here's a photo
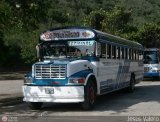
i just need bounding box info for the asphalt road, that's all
[0,81,160,122]
[0,80,23,100]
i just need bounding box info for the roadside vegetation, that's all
[0,0,160,69]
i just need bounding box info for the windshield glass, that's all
[144,51,159,64]
[40,40,95,59]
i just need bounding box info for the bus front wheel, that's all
[81,80,96,110]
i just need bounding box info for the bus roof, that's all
[40,26,143,49]
[144,48,159,51]
[94,30,143,49]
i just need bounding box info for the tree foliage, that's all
[84,7,137,37]
[0,0,160,67]
[134,23,160,48]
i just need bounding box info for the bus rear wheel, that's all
[81,80,96,110]
[27,102,43,110]
[127,75,135,92]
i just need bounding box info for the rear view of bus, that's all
[144,48,160,79]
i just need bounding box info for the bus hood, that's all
[34,57,96,65]
[67,60,92,77]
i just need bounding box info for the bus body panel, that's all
[94,59,143,95]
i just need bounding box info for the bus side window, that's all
[134,50,136,60]
[134,50,137,60]
[117,47,120,59]
[129,49,132,60]
[112,45,116,59]
[121,47,125,59]
[132,49,134,60]
[125,48,128,59]
[107,44,111,59]
[139,50,143,60]
[101,43,106,58]
[136,50,138,60]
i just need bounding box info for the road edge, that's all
[0,97,23,107]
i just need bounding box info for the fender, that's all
[84,73,97,85]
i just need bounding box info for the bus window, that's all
[112,45,116,59]
[144,50,158,63]
[139,50,143,60]
[125,48,128,59]
[101,43,106,58]
[134,50,135,60]
[107,44,111,59]
[129,49,132,60]
[136,50,139,60]
[117,47,120,59]
[121,47,125,59]
[132,49,134,60]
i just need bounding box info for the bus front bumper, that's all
[22,85,84,103]
[144,72,159,77]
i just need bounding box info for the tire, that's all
[81,80,96,110]
[27,102,43,110]
[127,75,135,92]
[153,76,159,81]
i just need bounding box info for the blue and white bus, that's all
[143,48,160,79]
[23,27,144,110]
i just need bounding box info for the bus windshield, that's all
[41,40,95,59]
[144,51,159,64]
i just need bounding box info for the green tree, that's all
[134,23,160,48]
[83,6,135,37]
[0,0,160,68]
[2,0,50,64]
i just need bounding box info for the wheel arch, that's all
[131,72,135,83]
[85,73,97,93]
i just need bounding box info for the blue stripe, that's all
[144,72,159,77]
[32,78,68,86]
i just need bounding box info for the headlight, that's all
[152,68,159,72]
[68,78,85,84]
[24,77,33,84]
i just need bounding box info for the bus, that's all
[23,26,144,110]
[143,48,160,79]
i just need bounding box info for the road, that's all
[0,81,160,122]
[0,80,23,100]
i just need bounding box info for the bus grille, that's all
[35,65,66,79]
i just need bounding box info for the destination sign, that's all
[68,41,95,46]
[40,29,95,41]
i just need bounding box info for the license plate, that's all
[45,88,54,94]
